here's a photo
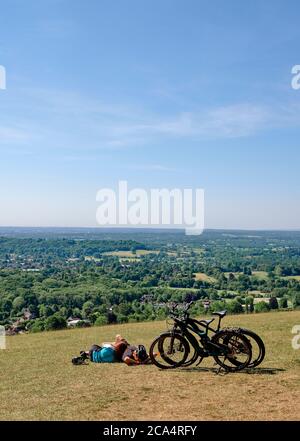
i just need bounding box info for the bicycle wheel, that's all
[182,348,203,367]
[212,330,252,372]
[179,335,203,367]
[225,328,265,368]
[149,333,189,369]
[166,329,203,368]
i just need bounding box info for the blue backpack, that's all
[92,346,116,363]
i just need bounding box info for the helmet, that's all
[136,344,148,361]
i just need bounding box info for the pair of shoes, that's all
[72,356,85,365]
[80,351,88,360]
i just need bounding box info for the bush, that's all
[226,300,244,314]
[245,296,254,313]
[45,314,67,331]
[82,301,95,319]
[279,297,288,309]
[117,314,128,323]
[292,292,300,308]
[211,300,226,312]
[75,320,91,328]
[254,301,270,313]
[29,319,45,333]
[12,296,26,313]
[94,315,108,326]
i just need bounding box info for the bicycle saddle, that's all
[199,318,215,325]
[212,310,227,318]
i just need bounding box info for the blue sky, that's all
[0,0,300,229]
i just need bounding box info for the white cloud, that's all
[114,104,269,139]
[2,85,300,155]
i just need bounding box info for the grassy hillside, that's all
[1,310,300,421]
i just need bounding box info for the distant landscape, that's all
[0,228,300,334]
[1,227,300,421]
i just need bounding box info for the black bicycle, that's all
[149,302,254,372]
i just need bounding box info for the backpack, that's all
[136,344,148,361]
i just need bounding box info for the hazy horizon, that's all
[1,225,300,233]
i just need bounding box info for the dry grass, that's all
[283,275,300,281]
[1,311,300,421]
[252,271,268,280]
[194,273,216,283]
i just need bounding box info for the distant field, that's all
[1,311,300,421]
[84,256,101,262]
[224,271,268,280]
[248,290,266,296]
[252,271,268,280]
[103,250,160,258]
[194,272,216,283]
[283,275,300,281]
[193,248,205,255]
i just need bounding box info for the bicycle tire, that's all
[174,329,203,367]
[149,332,189,369]
[211,330,252,372]
[224,328,265,368]
[180,342,201,367]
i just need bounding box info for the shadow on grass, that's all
[167,366,285,376]
[241,367,285,375]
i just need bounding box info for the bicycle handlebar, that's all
[140,295,195,319]
[168,300,194,318]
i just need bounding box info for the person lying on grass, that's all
[72,334,152,366]
[121,343,151,366]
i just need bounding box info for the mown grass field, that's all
[224,271,268,280]
[283,275,300,281]
[1,311,300,421]
[194,272,216,283]
[251,271,269,280]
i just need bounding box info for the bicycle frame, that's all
[171,316,230,358]
[150,303,253,371]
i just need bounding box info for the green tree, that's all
[38,304,53,318]
[274,265,284,277]
[116,314,129,323]
[269,296,279,310]
[245,296,254,313]
[29,319,45,333]
[254,301,270,313]
[94,315,108,326]
[227,300,244,314]
[12,296,25,313]
[292,292,300,308]
[211,300,226,312]
[72,308,82,318]
[0,298,13,314]
[45,314,67,331]
[279,297,288,309]
[82,301,94,319]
